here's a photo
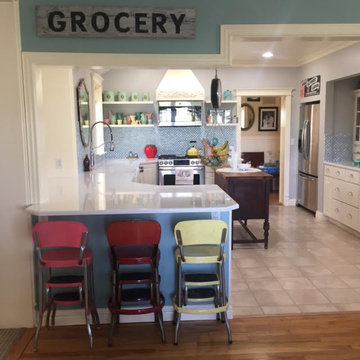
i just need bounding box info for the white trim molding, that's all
[235,89,293,208]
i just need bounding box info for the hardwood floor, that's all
[13,313,360,359]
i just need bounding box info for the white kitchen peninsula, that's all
[26,159,238,324]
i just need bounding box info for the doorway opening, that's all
[235,89,293,206]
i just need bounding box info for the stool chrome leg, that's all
[89,262,100,326]
[50,302,56,326]
[220,260,232,344]
[34,267,44,351]
[174,260,182,345]
[108,313,117,346]
[154,265,166,343]
[84,262,94,349]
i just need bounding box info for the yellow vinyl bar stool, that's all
[173,219,232,345]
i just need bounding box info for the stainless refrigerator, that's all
[297,101,320,213]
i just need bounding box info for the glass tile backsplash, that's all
[324,133,352,162]
[103,125,236,159]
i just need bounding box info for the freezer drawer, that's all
[297,173,317,212]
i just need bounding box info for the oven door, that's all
[159,168,204,185]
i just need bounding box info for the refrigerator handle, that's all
[298,173,316,180]
[300,120,306,156]
[303,119,310,160]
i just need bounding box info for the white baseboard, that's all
[42,305,234,327]
[326,217,360,238]
[315,210,327,221]
[283,198,296,206]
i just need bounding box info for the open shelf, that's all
[102,101,154,105]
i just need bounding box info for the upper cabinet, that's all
[353,90,360,161]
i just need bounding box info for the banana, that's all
[212,141,229,157]
[212,140,228,153]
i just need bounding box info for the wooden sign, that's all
[300,75,321,98]
[36,6,196,38]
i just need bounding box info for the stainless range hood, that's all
[156,69,205,101]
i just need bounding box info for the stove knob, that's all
[164,161,168,165]
[169,160,173,166]
[159,161,163,166]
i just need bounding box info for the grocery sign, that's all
[36,6,196,39]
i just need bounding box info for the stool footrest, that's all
[47,275,84,284]
[184,273,218,284]
[53,291,80,302]
[108,294,165,315]
[119,272,153,283]
[47,275,84,287]
[173,296,229,314]
[187,287,217,301]
[121,288,151,302]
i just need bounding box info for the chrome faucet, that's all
[89,121,115,168]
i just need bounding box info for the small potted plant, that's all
[144,144,157,159]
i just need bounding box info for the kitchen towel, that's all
[175,168,194,185]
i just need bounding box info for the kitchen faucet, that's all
[89,121,115,168]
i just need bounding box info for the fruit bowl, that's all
[238,163,251,171]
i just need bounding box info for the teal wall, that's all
[20,0,360,54]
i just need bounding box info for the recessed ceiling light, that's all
[262,51,274,58]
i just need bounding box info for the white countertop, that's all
[27,159,239,216]
[324,161,360,171]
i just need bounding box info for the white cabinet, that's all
[323,164,360,232]
[205,167,216,184]
[353,89,360,160]
[137,162,158,185]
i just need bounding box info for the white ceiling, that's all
[88,25,360,70]
[229,26,360,67]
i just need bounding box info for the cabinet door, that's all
[205,167,216,184]
[323,176,332,216]
[332,179,359,208]
[139,163,158,185]
[345,169,360,184]
[324,165,346,180]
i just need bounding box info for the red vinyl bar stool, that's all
[106,220,166,346]
[32,221,100,351]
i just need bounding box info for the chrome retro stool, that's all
[173,219,232,345]
[106,220,166,345]
[32,221,99,351]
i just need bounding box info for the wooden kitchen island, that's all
[215,168,273,249]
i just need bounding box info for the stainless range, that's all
[158,155,205,185]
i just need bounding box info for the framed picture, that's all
[258,107,278,131]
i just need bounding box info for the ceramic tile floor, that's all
[231,202,360,316]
